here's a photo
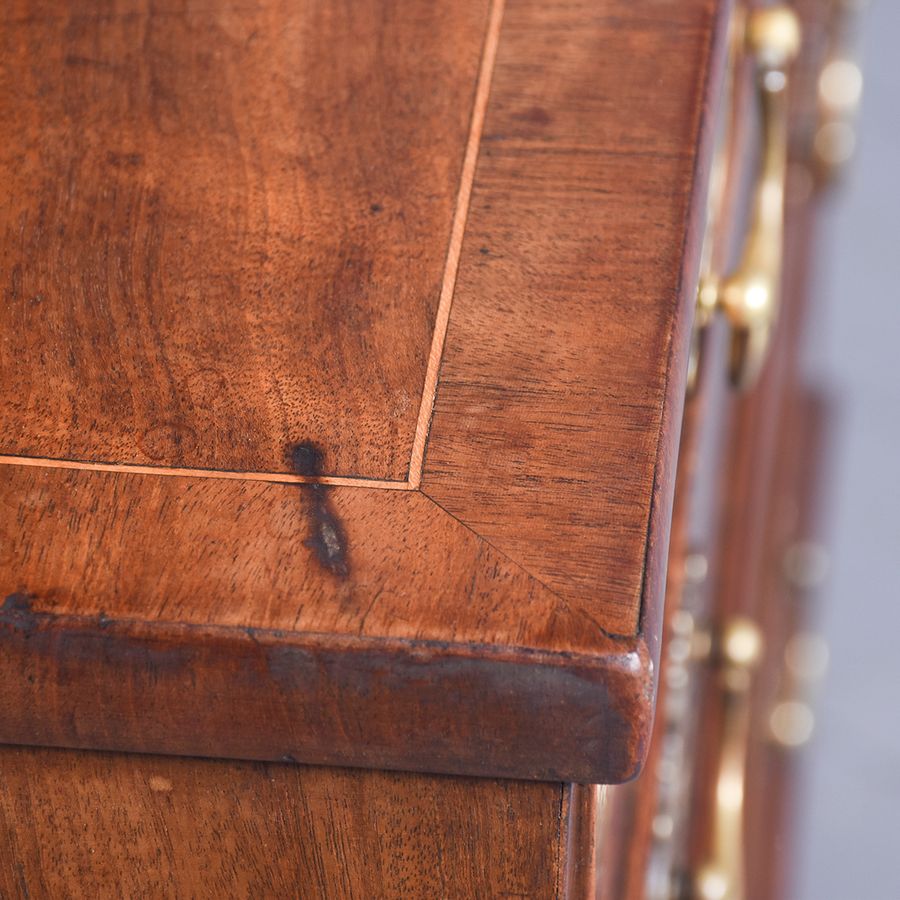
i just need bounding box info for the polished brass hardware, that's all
[695,617,763,900]
[815,55,863,178]
[769,632,829,749]
[696,6,801,390]
[813,0,866,183]
[769,532,831,750]
[684,552,710,585]
[769,698,815,748]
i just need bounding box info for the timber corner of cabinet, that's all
[0,0,726,785]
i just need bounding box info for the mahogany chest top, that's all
[0,0,724,783]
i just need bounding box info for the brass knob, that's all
[745,6,802,68]
[696,6,801,390]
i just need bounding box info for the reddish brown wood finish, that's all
[0,0,492,480]
[0,464,651,782]
[0,746,564,899]
[421,0,723,635]
[560,784,608,899]
[0,0,729,782]
[746,390,831,900]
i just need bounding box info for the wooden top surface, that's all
[1,0,489,481]
[0,0,725,782]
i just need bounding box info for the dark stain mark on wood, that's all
[289,444,323,478]
[0,593,38,636]
[1,594,112,636]
[369,203,383,214]
[288,443,350,578]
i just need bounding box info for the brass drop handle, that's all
[697,7,801,389]
[694,618,763,900]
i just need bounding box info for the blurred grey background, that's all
[797,2,900,898]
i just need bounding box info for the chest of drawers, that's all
[0,0,856,896]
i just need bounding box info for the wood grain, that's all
[0,0,730,782]
[0,745,564,899]
[559,784,608,899]
[0,464,615,654]
[421,0,723,634]
[0,0,492,479]
[0,464,651,783]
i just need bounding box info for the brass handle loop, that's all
[694,617,763,900]
[697,7,801,390]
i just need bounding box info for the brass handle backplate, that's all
[696,6,801,390]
